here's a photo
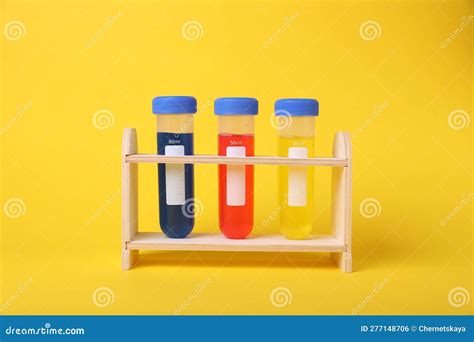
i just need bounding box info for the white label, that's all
[288,147,308,207]
[226,146,246,206]
[165,145,185,205]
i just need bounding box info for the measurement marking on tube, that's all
[226,146,246,206]
[165,145,185,205]
[288,147,307,206]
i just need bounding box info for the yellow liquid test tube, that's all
[278,136,315,239]
[274,99,319,240]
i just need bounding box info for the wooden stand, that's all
[122,128,352,272]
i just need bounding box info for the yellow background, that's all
[1,0,472,315]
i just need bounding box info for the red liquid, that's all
[218,134,254,239]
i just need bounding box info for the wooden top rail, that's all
[125,154,348,167]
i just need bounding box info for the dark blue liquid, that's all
[157,132,194,238]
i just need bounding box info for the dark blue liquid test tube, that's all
[152,96,197,238]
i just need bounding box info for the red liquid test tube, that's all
[214,97,258,239]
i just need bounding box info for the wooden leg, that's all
[330,252,352,273]
[330,132,352,273]
[122,128,139,270]
[122,250,139,271]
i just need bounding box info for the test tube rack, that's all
[122,128,352,272]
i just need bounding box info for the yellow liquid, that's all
[278,136,314,239]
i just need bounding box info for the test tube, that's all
[215,97,258,239]
[153,96,196,238]
[275,98,319,240]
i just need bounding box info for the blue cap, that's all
[152,96,197,114]
[214,97,258,115]
[274,98,319,116]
